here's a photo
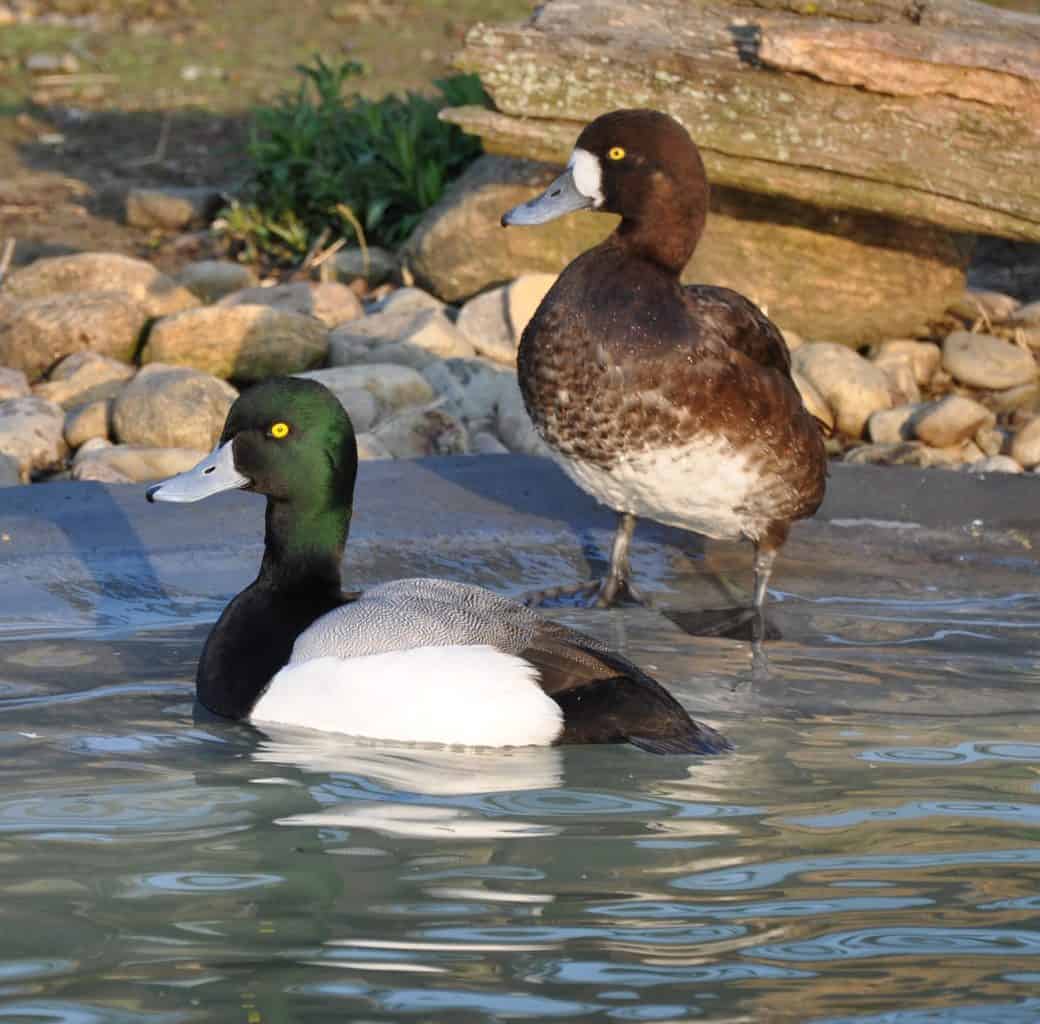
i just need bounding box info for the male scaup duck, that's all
[502,108,826,618]
[146,378,729,755]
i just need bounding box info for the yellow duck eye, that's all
[608,146,626,161]
[269,422,290,439]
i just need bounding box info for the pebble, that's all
[112,364,237,450]
[0,366,29,401]
[1009,416,1040,469]
[371,287,446,318]
[143,305,328,382]
[34,352,135,409]
[219,281,363,328]
[177,260,258,302]
[942,331,1037,390]
[793,343,892,437]
[911,395,994,448]
[0,291,147,381]
[946,289,1020,325]
[125,187,222,232]
[0,396,67,477]
[72,444,209,484]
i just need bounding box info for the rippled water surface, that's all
[0,513,1038,1023]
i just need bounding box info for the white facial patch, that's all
[568,147,604,207]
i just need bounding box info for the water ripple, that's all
[749,926,1040,962]
[788,800,1040,829]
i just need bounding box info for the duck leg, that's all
[521,511,649,608]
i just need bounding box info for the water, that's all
[0,510,1038,1022]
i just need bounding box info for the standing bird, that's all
[502,108,826,622]
[146,377,729,755]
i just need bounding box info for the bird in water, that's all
[146,377,729,755]
[502,108,826,632]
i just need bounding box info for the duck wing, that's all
[681,284,792,376]
[291,578,728,755]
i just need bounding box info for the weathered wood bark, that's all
[446,0,1040,240]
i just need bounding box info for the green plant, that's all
[221,56,489,267]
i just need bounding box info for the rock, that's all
[34,352,135,408]
[471,430,509,455]
[974,425,1007,458]
[507,273,557,342]
[969,454,1023,474]
[176,260,258,302]
[1007,300,1040,327]
[790,370,834,434]
[0,292,147,381]
[793,343,892,437]
[867,404,918,445]
[371,406,469,458]
[308,364,433,411]
[943,331,1038,389]
[0,366,29,401]
[219,281,363,327]
[946,290,1020,324]
[457,286,515,365]
[911,396,995,448]
[143,305,328,382]
[371,287,447,318]
[0,451,20,487]
[333,246,399,287]
[329,309,474,370]
[421,358,512,429]
[876,356,921,406]
[872,340,942,386]
[112,364,237,450]
[72,444,208,484]
[292,368,381,433]
[125,186,222,231]
[0,396,67,477]
[982,381,1040,414]
[2,253,199,318]
[842,440,970,469]
[356,432,394,460]
[405,154,969,342]
[64,399,111,448]
[496,379,553,457]
[1010,416,1040,468]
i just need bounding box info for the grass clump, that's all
[221,56,488,267]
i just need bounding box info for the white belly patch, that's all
[555,438,764,541]
[251,644,563,748]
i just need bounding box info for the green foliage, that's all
[221,56,488,266]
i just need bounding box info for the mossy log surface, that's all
[446,0,1040,240]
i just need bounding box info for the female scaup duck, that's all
[146,378,729,755]
[502,108,826,617]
